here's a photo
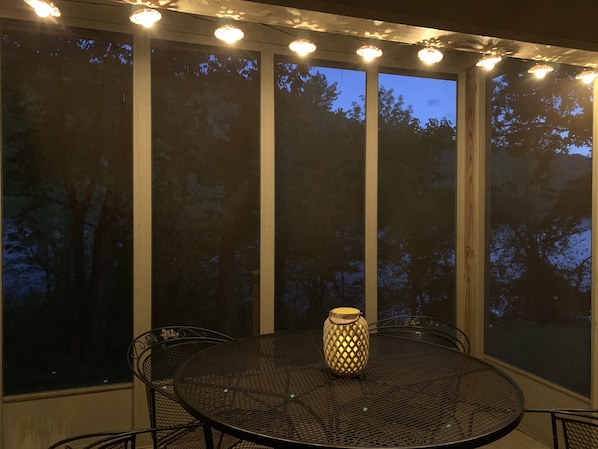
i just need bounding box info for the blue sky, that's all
[314,66,591,157]
[315,66,457,125]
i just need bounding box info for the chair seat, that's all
[526,409,598,449]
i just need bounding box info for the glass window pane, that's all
[1,21,133,394]
[274,62,365,330]
[151,40,260,337]
[487,59,592,396]
[377,73,457,321]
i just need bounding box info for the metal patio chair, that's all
[526,409,598,449]
[128,326,243,449]
[47,427,185,449]
[368,315,471,353]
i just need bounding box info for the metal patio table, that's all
[174,330,524,449]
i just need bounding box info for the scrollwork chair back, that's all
[128,326,233,449]
[368,315,471,353]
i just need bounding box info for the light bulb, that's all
[418,47,444,65]
[476,53,502,71]
[528,63,554,79]
[575,69,598,84]
[24,0,61,18]
[214,24,244,44]
[129,7,162,28]
[356,45,383,62]
[289,39,316,57]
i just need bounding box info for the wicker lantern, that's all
[323,307,369,377]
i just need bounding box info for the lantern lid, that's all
[328,307,362,325]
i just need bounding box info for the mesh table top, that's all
[174,331,524,449]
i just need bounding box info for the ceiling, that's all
[3,0,598,69]
[139,0,598,68]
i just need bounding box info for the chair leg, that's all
[203,425,215,449]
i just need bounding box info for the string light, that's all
[528,63,554,79]
[575,68,598,84]
[356,45,383,62]
[418,47,443,65]
[476,53,502,70]
[19,2,594,81]
[214,24,244,44]
[24,0,61,18]
[289,38,317,56]
[129,6,162,28]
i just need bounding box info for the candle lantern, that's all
[323,307,369,377]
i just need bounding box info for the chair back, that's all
[47,428,171,449]
[369,315,470,353]
[128,326,233,448]
[551,410,598,449]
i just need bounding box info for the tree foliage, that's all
[488,59,592,396]
[274,63,366,329]
[151,41,260,336]
[376,85,457,320]
[5,18,591,397]
[2,22,133,394]
[489,60,592,325]
[274,68,458,328]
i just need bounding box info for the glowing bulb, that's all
[289,38,316,57]
[214,24,244,44]
[418,47,444,65]
[24,0,61,18]
[575,69,598,84]
[528,63,554,79]
[356,45,383,62]
[129,7,161,28]
[476,53,502,70]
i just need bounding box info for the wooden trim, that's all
[0,28,4,446]
[458,66,487,357]
[364,64,379,323]
[259,50,276,334]
[132,29,153,428]
[592,76,598,408]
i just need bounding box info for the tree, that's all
[151,42,260,336]
[274,62,365,329]
[375,85,457,320]
[490,59,592,325]
[2,24,133,393]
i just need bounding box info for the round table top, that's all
[174,331,524,449]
